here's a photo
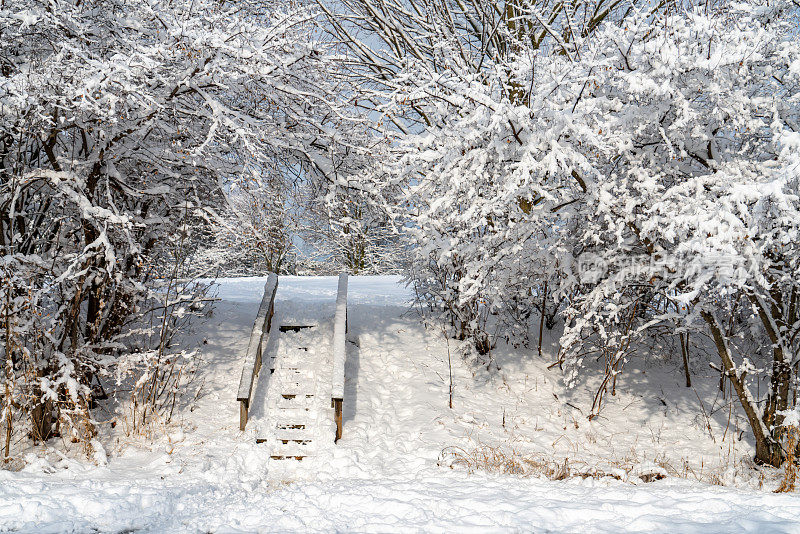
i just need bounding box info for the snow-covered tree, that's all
[321,0,635,355]
[0,0,363,455]
[330,0,800,465]
[216,178,297,276]
[546,0,800,466]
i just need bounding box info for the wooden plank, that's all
[236,273,279,430]
[331,273,348,401]
[331,272,348,442]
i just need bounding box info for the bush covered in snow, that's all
[326,0,800,467]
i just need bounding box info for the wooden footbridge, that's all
[236,273,348,460]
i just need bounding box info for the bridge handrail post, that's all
[331,272,348,442]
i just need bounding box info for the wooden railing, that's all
[236,273,278,431]
[331,272,348,442]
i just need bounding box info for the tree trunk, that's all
[30,397,57,443]
[679,332,691,388]
[538,281,548,358]
[701,310,782,466]
[749,292,794,451]
[3,297,12,461]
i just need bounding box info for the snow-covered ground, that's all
[2,276,799,533]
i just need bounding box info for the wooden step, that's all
[275,427,311,440]
[282,348,312,360]
[276,373,314,383]
[278,325,315,333]
[273,441,312,450]
[278,393,315,402]
[278,358,314,370]
[275,407,313,418]
[275,423,306,430]
[271,440,314,458]
[278,375,314,383]
[283,366,312,374]
[277,395,314,410]
[280,367,314,381]
[256,427,312,446]
[278,384,315,396]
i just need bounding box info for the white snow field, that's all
[1,276,799,533]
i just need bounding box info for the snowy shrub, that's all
[549,1,800,467]
[215,179,297,276]
[115,219,213,437]
[328,0,800,466]
[322,0,629,356]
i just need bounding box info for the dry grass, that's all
[439,422,790,488]
[776,426,798,493]
[439,444,665,483]
[440,444,564,478]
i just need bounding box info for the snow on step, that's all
[273,423,314,440]
[273,408,312,419]
[275,433,312,444]
[275,423,306,430]
[251,315,336,462]
[278,385,314,397]
[277,396,315,411]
